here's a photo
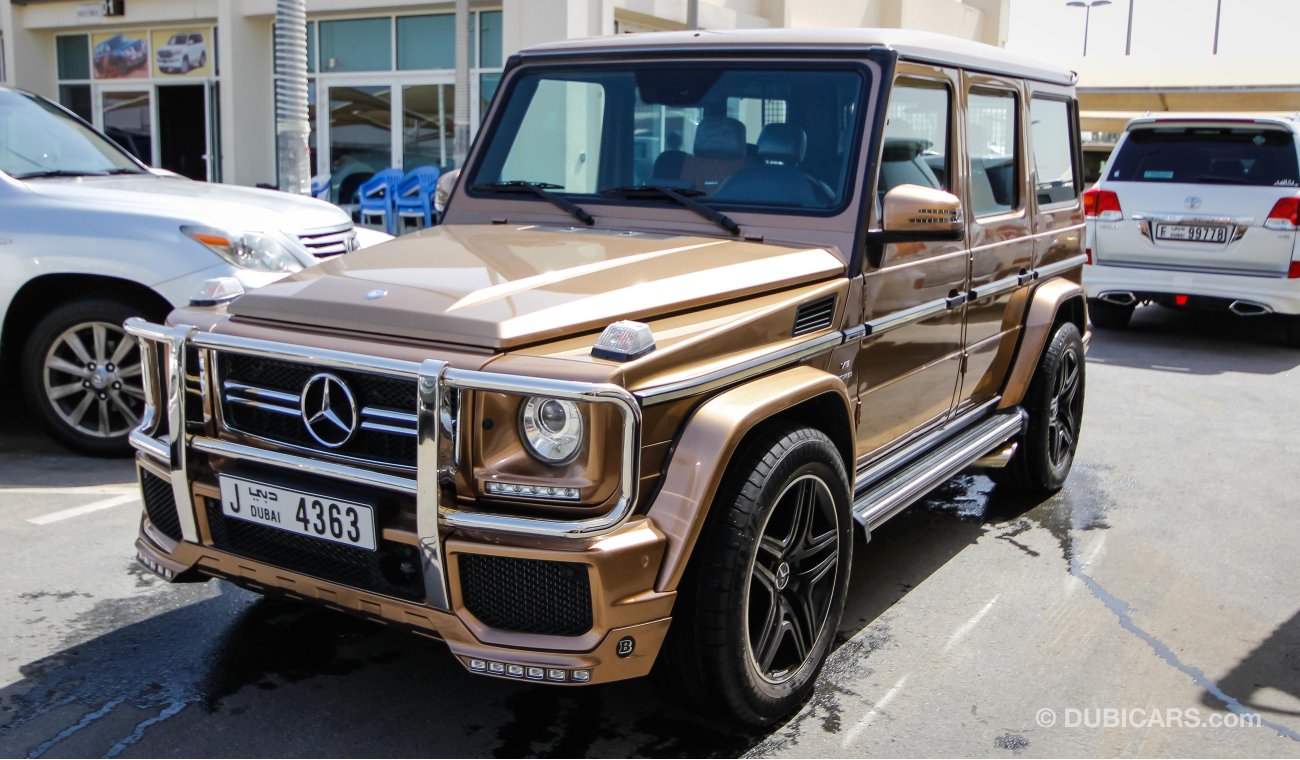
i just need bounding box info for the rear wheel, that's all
[657,425,852,727]
[995,321,1085,494]
[21,299,151,456]
[1088,298,1133,329]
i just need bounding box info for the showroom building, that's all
[0,0,1008,189]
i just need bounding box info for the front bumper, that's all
[1084,262,1300,315]
[127,319,673,685]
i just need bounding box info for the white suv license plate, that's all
[218,476,377,551]
[1155,223,1229,243]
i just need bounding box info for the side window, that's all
[967,89,1019,217]
[880,80,950,200]
[1031,97,1078,204]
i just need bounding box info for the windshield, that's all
[470,64,869,212]
[0,89,145,179]
[1108,126,1300,187]
[169,35,187,45]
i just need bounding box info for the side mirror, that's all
[881,184,964,238]
[434,168,461,215]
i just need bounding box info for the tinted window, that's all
[1031,98,1077,204]
[880,81,949,196]
[967,89,1019,217]
[319,18,391,73]
[1108,127,1300,186]
[56,35,90,80]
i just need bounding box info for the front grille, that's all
[204,498,425,602]
[459,554,592,636]
[217,353,418,468]
[141,470,182,541]
[296,224,358,258]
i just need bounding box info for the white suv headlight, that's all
[519,396,584,464]
[182,226,305,273]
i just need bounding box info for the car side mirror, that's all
[881,184,965,238]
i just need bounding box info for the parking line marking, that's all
[943,594,1000,653]
[28,494,139,525]
[841,673,909,748]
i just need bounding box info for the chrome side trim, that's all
[417,360,450,610]
[862,296,949,337]
[191,436,418,493]
[226,396,300,416]
[1034,253,1087,280]
[969,274,1022,301]
[360,420,419,436]
[635,332,841,406]
[224,381,299,404]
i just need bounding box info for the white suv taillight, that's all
[1265,197,1300,231]
[1083,188,1123,222]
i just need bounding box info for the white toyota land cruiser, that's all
[1083,114,1300,346]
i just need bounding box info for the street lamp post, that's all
[1067,0,1113,57]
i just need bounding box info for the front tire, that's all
[658,425,852,727]
[1088,298,1133,329]
[995,321,1085,494]
[21,299,152,456]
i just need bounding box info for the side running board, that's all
[852,410,1025,533]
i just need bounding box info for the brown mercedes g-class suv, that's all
[127,29,1087,726]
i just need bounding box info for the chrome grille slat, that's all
[296,224,358,258]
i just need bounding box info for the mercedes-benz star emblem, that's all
[300,373,358,448]
[1185,196,1202,210]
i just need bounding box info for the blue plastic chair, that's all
[356,168,403,234]
[310,174,332,200]
[393,166,442,231]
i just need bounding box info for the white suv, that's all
[1083,114,1300,346]
[0,86,384,455]
[156,32,207,74]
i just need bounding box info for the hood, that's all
[22,174,350,234]
[229,224,846,349]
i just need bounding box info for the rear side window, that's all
[1030,98,1078,204]
[1108,126,1300,187]
[967,89,1019,217]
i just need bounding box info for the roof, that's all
[1124,112,1300,133]
[520,28,1076,86]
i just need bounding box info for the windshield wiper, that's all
[12,169,113,179]
[471,180,594,226]
[599,185,740,236]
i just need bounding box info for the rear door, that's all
[1094,122,1299,275]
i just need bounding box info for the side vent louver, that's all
[792,295,836,336]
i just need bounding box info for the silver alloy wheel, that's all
[743,473,842,685]
[1047,344,1082,467]
[42,320,144,439]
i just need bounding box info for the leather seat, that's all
[714,123,834,207]
[677,116,749,193]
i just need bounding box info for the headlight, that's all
[182,226,305,273]
[519,396,584,464]
[434,168,460,215]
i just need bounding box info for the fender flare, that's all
[646,364,852,593]
[998,277,1087,410]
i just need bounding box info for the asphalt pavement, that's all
[1,305,1298,758]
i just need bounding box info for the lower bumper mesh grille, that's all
[459,554,592,636]
[141,470,182,541]
[204,499,425,602]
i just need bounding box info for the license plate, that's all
[1155,223,1229,243]
[218,476,377,551]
